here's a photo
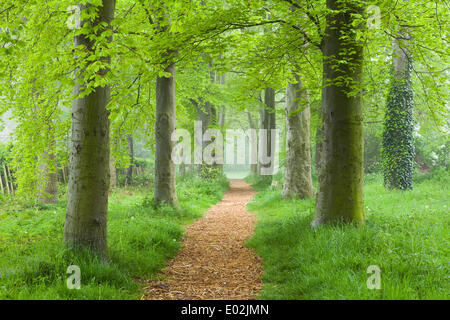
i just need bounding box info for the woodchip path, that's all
[141,179,263,300]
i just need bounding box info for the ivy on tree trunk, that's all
[382,31,415,190]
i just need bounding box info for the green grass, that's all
[246,171,450,300]
[0,175,229,300]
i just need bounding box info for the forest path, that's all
[141,179,263,300]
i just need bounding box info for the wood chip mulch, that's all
[140,179,263,300]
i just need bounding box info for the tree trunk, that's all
[109,157,117,189]
[313,0,365,226]
[282,73,314,199]
[218,73,226,127]
[154,62,178,206]
[260,87,276,181]
[62,167,67,184]
[180,163,186,176]
[6,165,14,197]
[194,98,213,175]
[125,134,133,185]
[64,0,115,257]
[3,165,10,195]
[0,170,4,194]
[247,111,258,176]
[38,126,58,203]
[38,151,58,203]
[315,124,323,174]
[382,28,414,190]
[218,106,225,127]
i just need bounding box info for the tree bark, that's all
[3,165,10,195]
[0,170,4,194]
[260,87,276,180]
[64,0,115,257]
[125,134,133,185]
[38,151,58,203]
[194,98,213,175]
[109,156,117,189]
[62,167,67,184]
[315,124,323,174]
[313,0,365,226]
[38,125,58,203]
[180,163,186,176]
[6,165,14,197]
[282,73,314,199]
[247,111,258,176]
[154,62,178,206]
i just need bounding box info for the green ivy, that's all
[382,59,415,190]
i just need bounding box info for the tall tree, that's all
[64,0,116,256]
[125,134,133,185]
[382,28,414,190]
[192,95,213,175]
[247,111,258,176]
[313,0,365,226]
[37,134,58,203]
[155,60,178,205]
[259,87,276,180]
[282,72,313,199]
[154,4,178,206]
[109,156,117,189]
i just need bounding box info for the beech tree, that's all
[282,72,313,199]
[64,0,116,256]
[313,0,365,225]
[260,87,276,180]
[154,59,178,205]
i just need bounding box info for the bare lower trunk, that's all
[218,106,225,127]
[3,165,10,195]
[282,74,313,199]
[125,134,133,185]
[109,156,117,189]
[260,87,276,180]
[38,151,58,203]
[313,0,365,226]
[315,124,323,174]
[195,98,212,175]
[154,63,178,206]
[64,0,115,257]
[0,170,4,194]
[247,111,258,176]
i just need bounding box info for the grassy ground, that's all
[0,175,229,300]
[246,170,449,300]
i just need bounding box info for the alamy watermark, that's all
[367,5,381,30]
[367,265,381,290]
[66,265,81,290]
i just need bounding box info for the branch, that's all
[282,0,323,40]
[0,5,14,16]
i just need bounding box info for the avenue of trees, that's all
[0,0,448,259]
